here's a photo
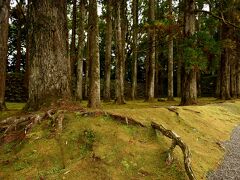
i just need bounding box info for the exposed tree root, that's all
[0,109,195,179]
[182,108,201,114]
[166,106,179,116]
[151,121,196,180]
[0,109,60,144]
[81,111,146,127]
[81,110,195,179]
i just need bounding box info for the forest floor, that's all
[0,98,240,180]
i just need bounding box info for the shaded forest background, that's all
[1,0,240,109]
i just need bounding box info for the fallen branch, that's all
[151,121,196,180]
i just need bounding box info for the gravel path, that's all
[208,125,240,180]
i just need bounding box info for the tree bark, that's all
[236,41,240,97]
[87,0,101,108]
[219,23,231,100]
[131,0,138,100]
[16,15,21,72]
[155,54,159,98]
[176,0,183,97]
[167,0,174,101]
[76,0,86,101]
[26,0,71,110]
[145,0,155,102]
[70,0,77,94]
[103,0,113,102]
[24,2,30,90]
[120,0,127,89]
[219,48,231,100]
[230,61,236,98]
[114,1,125,104]
[177,39,182,97]
[180,0,197,106]
[0,0,10,111]
[84,34,90,99]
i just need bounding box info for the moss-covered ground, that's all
[0,98,240,179]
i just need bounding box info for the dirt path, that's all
[208,125,240,180]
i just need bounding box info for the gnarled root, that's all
[151,122,196,180]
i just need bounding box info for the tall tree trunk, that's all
[215,70,220,97]
[120,0,127,88]
[26,0,71,110]
[70,0,77,95]
[87,0,101,108]
[167,0,174,101]
[146,0,155,102]
[176,0,183,97]
[24,2,30,90]
[0,0,10,111]
[236,40,240,97]
[219,23,231,100]
[219,49,231,100]
[155,52,159,98]
[16,19,21,72]
[180,0,197,105]
[131,0,138,100]
[76,0,86,101]
[115,1,125,104]
[84,34,90,99]
[24,35,29,89]
[230,60,236,98]
[103,0,113,102]
[176,39,182,97]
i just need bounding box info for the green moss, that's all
[0,100,240,179]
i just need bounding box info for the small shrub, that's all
[83,129,96,150]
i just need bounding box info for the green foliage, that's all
[82,129,96,151]
[182,31,220,72]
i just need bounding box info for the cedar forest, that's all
[0,0,240,179]
[0,0,239,110]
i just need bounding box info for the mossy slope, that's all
[0,99,240,180]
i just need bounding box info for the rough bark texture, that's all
[115,1,125,104]
[131,0,138,100]
[0,0,10,111]
[180,0,197,106]
[155,58,159,98]
[76,0,86,101]
[120,0,127,85]
[230,61,236,98]
[219,23,231,100]
[177,40,182,97]
[27,0,71,110]
[103,0,113,102]
[237,41,240,97]
[84,34,90,99]
[176,0,183,97]
[146,0,155,102]
[167,0,174,101]
[16,15,21,72]
[70,0,77,93]
[87,0,101,108]
[24,3,30,89]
